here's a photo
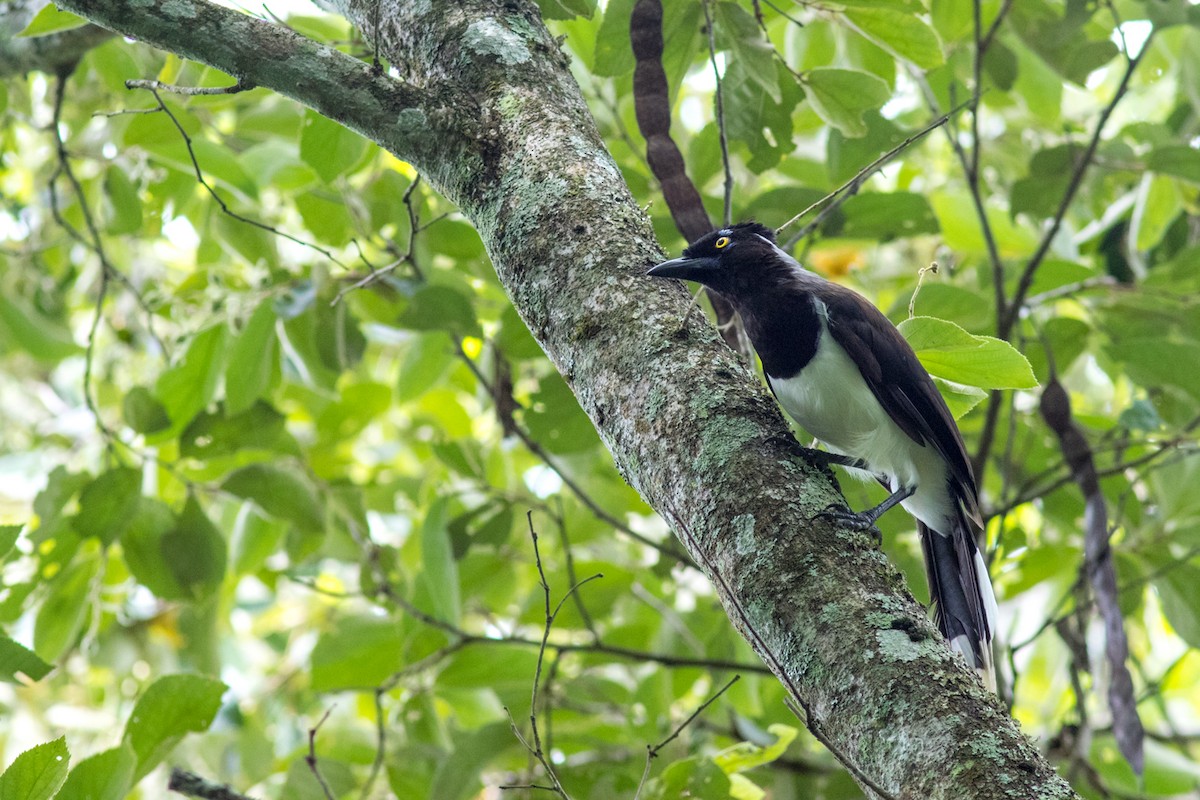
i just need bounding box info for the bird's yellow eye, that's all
[714,236,730,249]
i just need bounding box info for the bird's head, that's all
[647,222,797,299]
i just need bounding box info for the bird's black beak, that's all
[647,255,721,283]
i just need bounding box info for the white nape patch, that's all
[769,300,955,532]
[755,234,810,278]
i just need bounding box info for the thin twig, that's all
[633,675,742,800]
[1000,30,1153,338]
[553,497,600,641]
[127,84,356,274]
[334,174,426,302]
[786,696,898,800]
[125,78,252,95]
[305,708,337,800]
[778,101,970,246]
[454,342,698,567]
[906,262,938,319]
[49,75,118,451]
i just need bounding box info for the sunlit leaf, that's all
[123,674,227,782]
[16,5,87,36]
[0,737,68,800]
[420,498,461,626]
[310,615,405,691]
[54,745,134,800]
[802,68,890,137]
[899,317,1038,390]
[0,636,53,684]
[0,296,81,363]
[300,109,368,183]
[225,301,279,415]
[844,7,944,69]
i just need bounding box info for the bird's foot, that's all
[815,504,883,547]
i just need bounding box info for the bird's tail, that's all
[919,517,998,691]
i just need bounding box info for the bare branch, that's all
[634,675,741,800]
[304,708,338,800]
[777,101,969,247]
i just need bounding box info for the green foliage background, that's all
[1,0,1199,797]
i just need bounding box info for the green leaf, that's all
[898,316,1038,389]
[55,745,134,800]
[932,377,987,420]
[803,68,890,137]
[122,674,227,782]
[930,191,1039,257]
[536,0,595,20]
[16,5,87,37]
[1092,732,1200,796]
[646,757,732,800]
[429,723,519,800]
[715,2,779,101]
[723,60,803,173]
[397,285,481,337]
[829,192,939,240]
[0,635,52,683]
[310,615,405,691]
[124,497,226,601]
[0,296,81,363]
[155,324,229,433]
[33,558,95,664]
[0,737,68,800]
[0,525,19,561]
[396,332,454,403]
[222,463,324,533]
[592,0,636,76]
[1106,339,1200,402]
[230,506,287,575]
[225,301,279,415]
[714,723,798,774]
[180,401,297,461]
[103,166,143,235]
[523,374,600,454]
[299,110,368,183]
[1132,173,1183,251]
[122,387,171,434]
[420,498,461,626]
[1153,560,1200,649]
[843,8,944,69]
[295,190,355,246]
[72,468,141,546]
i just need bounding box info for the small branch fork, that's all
[121,80,362,276]
[305,708,338,800]
[632,675,741,800]
[499,513,604,798]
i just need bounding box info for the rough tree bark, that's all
[46,1,1079,797]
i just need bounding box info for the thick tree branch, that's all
[59,1,1078,796]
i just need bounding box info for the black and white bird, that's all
[649,222,997,688]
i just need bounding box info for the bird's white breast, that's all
[768,303,954,531]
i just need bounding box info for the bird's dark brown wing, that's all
[818,284,980,518]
